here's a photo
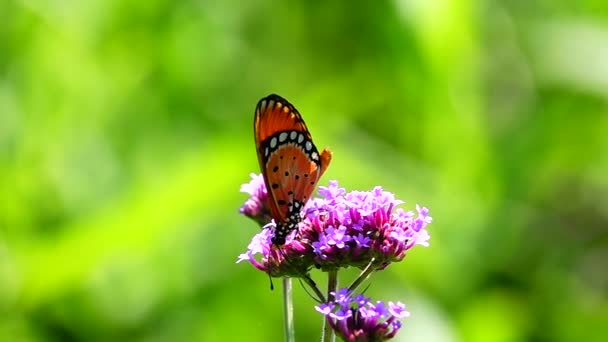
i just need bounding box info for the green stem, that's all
[320,270,338,342]
[301,273,326,303]
[347,258,376,294]
[283,277,295,342]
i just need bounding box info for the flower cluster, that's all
[237,175,432,277]
[316,288,410,342]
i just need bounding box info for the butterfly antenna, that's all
[268,272,274,291]
[275,243,325,302]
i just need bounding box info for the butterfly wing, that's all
[254,94,332,244]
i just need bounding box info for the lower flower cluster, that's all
[316,288,410,342]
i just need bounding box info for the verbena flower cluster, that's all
[238,174,432,277]
[316,288,410,342]
[238,173,432,341]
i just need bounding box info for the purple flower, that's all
[333,288,352,306]
[237,175,432,277]
[315,288,409,341]
[330,306,353,321]
[388,302,410,319]
[315,302,334,315]
[353,294,370,307]
[239,173,272,227]
[318,180,346,202]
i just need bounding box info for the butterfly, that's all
[254,94,332,245]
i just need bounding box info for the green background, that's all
[1,0,607,341]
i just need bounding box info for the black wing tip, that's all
[264,93,289,102]
[257,93,298,113]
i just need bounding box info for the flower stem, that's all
[283,277,295,342]
[347,258,376,293]
[302,274,326,303]
[327,269,338,300]
[321,270,338,342]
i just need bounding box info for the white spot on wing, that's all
[264,147,269,157]
[298,133,304,143]
[311,151,318,160]
[270,137,277,148]
[290,131,297,140]
[279,132,288,142]
[305,141,312,151]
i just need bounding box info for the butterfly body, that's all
[254,94,331,245]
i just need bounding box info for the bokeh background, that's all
[1,0,607,341]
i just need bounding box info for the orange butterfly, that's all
[254,94,332,245]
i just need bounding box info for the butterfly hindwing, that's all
[264,144,323,219]
[254,94,332,244]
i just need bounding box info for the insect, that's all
[254,94,332,245]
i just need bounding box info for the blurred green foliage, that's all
[1,0,607,341]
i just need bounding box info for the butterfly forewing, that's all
[254,94,332,244]
[255,95,310,143]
